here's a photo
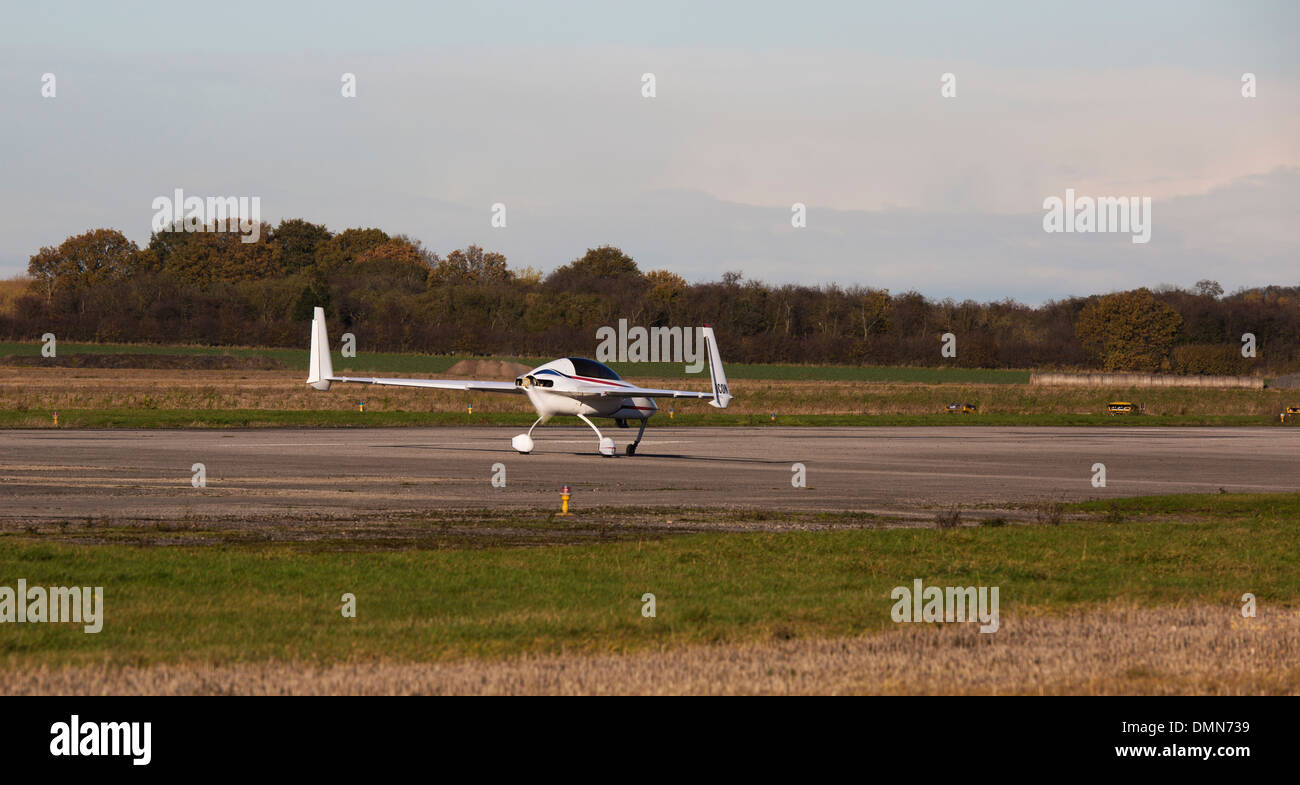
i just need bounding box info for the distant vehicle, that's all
[304,307,731,456]
[1107,401,1136,415]
[1282,405,1300,423]
[946,402,978,414]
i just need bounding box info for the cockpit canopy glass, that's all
[567,357,622,380]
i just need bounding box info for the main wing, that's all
[327,375,522,393]
[573,383,714,401]
[305,307,522,394]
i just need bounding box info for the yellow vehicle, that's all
[946,402,978,414]
[1107,401,1136,415]
[1282,406,1300,423]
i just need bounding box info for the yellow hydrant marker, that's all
[358,402,365,413]
[558,484,572,516]
[53,411,59,426]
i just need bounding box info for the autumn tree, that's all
[271,219,332,272]
[145,223,280,286]
[27,229,143,303]
[427,245,512,286]
[314,227,391,273]
[27,246,62,303]
[222,224,283,281]
[546,245,641,292]
[1075,288,1183,371]
[1194,279,1224,299]
[644,269,687,321]
[291,270,333,322]
[856,288,892,338]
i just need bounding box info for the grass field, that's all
[0,340,1029,383]
[6,603,1295,695]
[5,339,1293,429]
[1,493,1295,669]
[0,408,1281,428]
[2,366,1296,426]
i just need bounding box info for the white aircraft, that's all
[305,307,732,456]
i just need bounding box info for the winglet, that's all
[306,306,334,391]
[700,325,731,408]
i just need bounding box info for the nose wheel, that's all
[512,415,550,454]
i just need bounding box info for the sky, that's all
[2,1,1297,302]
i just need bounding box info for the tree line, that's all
[7,221,1300,375]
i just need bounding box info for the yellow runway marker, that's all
[557,484,572,516]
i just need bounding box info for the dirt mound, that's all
[2,353,286,370]
[444,358,532,379]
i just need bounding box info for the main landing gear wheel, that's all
[577,413,618,457]
[625,419,647,456]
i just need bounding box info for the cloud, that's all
[477,167,1300,303]
[0,46,1295,304]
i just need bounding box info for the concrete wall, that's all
[1030,372,1263,389]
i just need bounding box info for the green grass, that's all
[0,408,1283,429]
[0,340,1029,382]
[1069,492,1300,518]
[1,493,1296,666]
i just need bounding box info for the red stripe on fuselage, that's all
[571,375,629,387]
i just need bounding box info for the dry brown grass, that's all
[935,507,962,529]
[1,367,1294,416]
[5,604,1296,695]
[1034,501,1065,526]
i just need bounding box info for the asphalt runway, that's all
[2,426,1297,524]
